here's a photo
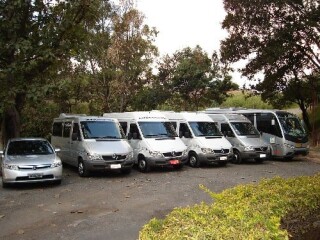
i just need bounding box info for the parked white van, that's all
[206,113,270,163]
[103,112,188,172]
[51,114,134,177]
[162,112,233,167]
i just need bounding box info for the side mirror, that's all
[179,131,183,138]
[55,148,61,153]
[72,133,80,141]
[132,132,138,139]
[227,131,234,137]
[128,132,133,140]
[184,132,191,138]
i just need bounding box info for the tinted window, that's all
[230,122,259,136]
[7,140,54,155]
[72,123,81,141]
[256,113,282,137]
[52,122,63,136]
[63,122,72,138]
[221,123,235,137]
[81,121,125,139]
[129,123,141,139]
[120,122,128,134]
[138,121,177,138]
[179,123,192,138]
[189,122,222,137]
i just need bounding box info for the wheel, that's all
[78,159,90,177]
[121,168,132,175]
[232,150,242,164]
[189,153,200,168]
[138,157,150,173]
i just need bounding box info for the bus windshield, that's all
[139,121,177,138]
[80,121,125,139]
[276,112,307,138]
[189,122,223,137]
[230,122,260,136]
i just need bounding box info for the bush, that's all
[139,174,320,240]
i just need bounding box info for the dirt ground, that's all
[0,152,320,240]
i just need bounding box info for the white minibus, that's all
[103,111,188,172]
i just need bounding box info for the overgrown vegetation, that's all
[139,174,320,239]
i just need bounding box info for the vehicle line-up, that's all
[0,109,310,187]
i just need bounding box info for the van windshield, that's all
[277,113,307,138]
[189,122,223,137]
[230,122,260,136]
[81,121,125,139]
[138,121,177,138]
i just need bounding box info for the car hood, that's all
[84,140,132,155]
[144,138,187,152]
[6,154,56,165]
[238,136,268,147]
[197,137,232,149]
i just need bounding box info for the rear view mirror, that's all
[184,132,191,138]
[271,119,275,126]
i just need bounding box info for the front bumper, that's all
[2,166,62,183]
[240,151,269,160]
[197,153,233,164]
[84,159,134,172]
[144,155,188,167]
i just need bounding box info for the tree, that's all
[156,46,236,111]
[220,0,320,132]
[0,0,99,143]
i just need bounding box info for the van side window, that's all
[120,122,128,134]
[179,123,191,138]
[63,122,72,138]
[72,123,81,141]
[129,123,141,139]
[256,113,282,138]
[221,123,234,137]
[52,122,63,137]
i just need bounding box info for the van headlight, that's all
[284,143,295,149]
[51,159,62,168]
[201,148,213,154]
[3,164,19,170]
[149,150,163,158]
[182,149,188,156]
[87,153,103,160]
[244,146,254,151]
[127,151,134,159]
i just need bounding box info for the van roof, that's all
[163,111,214,122]
[103,111,168,121]
[55,114,116,122]
[207,113,250,122]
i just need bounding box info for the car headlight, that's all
[149,150,163,158]
[87,153,103,160]
[51,159,62,168]
[244,146,254,151]
[3,164,19,170]
[201,148,213,154]
[126,151,134,159]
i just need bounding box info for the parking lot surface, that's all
[1,157,320,240]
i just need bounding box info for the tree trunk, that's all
[299,103,311,133]
[2,105,21,144]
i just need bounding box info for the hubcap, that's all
[190,156,196,165]
[78,162,84,174]
[139,160,146,169]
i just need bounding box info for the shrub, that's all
[139,174,320,239]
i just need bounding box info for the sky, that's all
[135,0,247,86]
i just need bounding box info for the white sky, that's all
[136,0,247,86]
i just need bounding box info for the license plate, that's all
[220,156,227,160]
[295,143,303,148]
[169,160,180,165]
[28,173,43,178]
[110,164,121,169]
[260,154,266,158]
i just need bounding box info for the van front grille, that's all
[213,149,229,154]
[163,152,182,157]
[102,155,127,161]
[254,147,268,152]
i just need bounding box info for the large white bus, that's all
[205,108,309,160]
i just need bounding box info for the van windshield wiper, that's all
[205,135,223,139]
[93,136,121,140]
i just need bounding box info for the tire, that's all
[138,157,150,173]
[121,168,132,175]
[78,159,90,177]
[189,153,200,168]
[232,150,242,164]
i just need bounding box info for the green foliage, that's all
[219,91,272,109]
[139,174,320,239]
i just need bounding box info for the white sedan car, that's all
[0,138,62,188]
